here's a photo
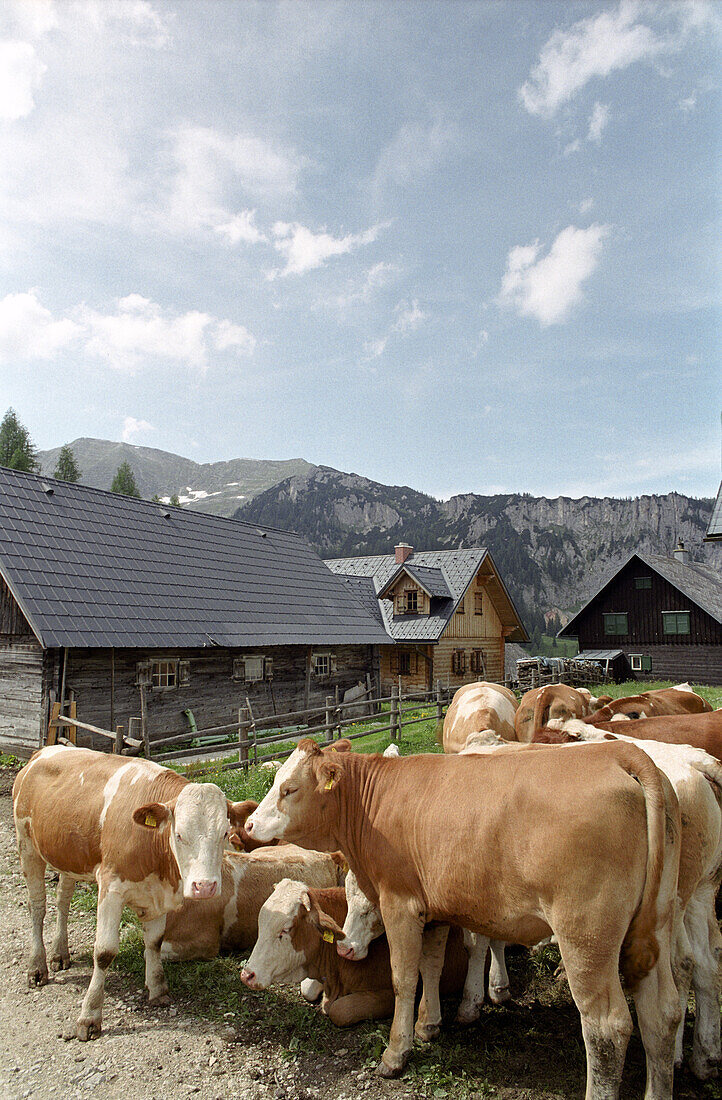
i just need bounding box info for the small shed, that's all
[0,469,391,757]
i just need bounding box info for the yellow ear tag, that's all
[323,931,335,943]
[145,812,157,828]
[325,780,334,790]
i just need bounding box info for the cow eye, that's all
[281,786,297,798]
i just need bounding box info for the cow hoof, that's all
[148,992,171,1007]
[27,968,48,988]
[376,1052,408,1078]
[50,954,71,972]
[489,985,511,1005]
[76,1019,102,1041]
[456,1001,481,1026]
[414,1022,440,1042]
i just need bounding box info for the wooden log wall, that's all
[62,643,377,750]
[623,645,722,686]
[0,641,45,756]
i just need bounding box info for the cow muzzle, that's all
[240,967,261,990]
[336,942,356,960]
[190,880,218,899]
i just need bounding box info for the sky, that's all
[0,0,720,501]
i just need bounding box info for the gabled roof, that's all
[706,482,722,541]
[559,551,722,637]
[0,468,391,649]
[377,563,452,600]
[325,548,528,643]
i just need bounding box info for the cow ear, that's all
[227,799,257,829]
[315,758,343,793]
[133,802,171,830]
[304,897,344,943]
[330,739,352,753]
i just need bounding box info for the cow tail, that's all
[618,747,670,990]
[691,757,722,806]
[531,686,551,737]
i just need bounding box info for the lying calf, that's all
[162,846,343,961]
[241,881,468,1027]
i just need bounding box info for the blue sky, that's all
[0,0,719,500]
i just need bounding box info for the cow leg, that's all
[631,919,681,1100]
[50,874,76,972]
[376,896,424,1077]
[488,939,510,1004]
[685,892,721,1079]
[416,923,449,1041]
[17,835,48,987]
[457,931,490,1024]
[672,912,694,1070]
[326,989,396,1027]
[76,882,124,1041]
[558,937,632,1100]
[142,915,170,1005]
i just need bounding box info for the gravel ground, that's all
[0,767,420,1100]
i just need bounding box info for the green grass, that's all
[531,634,579,658]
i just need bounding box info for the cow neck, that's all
[327,752,385,908]
[129,770,187,888]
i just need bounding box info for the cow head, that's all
[240,878,341,990]
[244,739,352,846]
[133,783,251,900]
[335,871,384,961]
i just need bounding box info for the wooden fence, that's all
[46,664,610,774]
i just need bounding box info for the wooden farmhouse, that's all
[325,543,528,693]
[558,545,722,684]
[0,469,391,757]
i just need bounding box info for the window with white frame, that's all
[403,588,418,614]
[312,653,336,678]
[630,654,652,672]
[151,659,177,690]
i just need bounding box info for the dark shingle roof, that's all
[0,468,391,649]
[325,548,527,642]
[384,563,452,599]
[706,482,722,541]
[559,551,722,637]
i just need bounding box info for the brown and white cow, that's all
[514,683,602,742]
[245,738,681,1096]
[12,745,250,1040]
[550,709,722,761]
[586,685,712,724]
[161,844,343,961]
[240,881,469,1027]
[442,681,518,754]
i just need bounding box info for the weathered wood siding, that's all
[573,556,721,684]
[379,645,432,693]
[62,644,377,750]
[0,574,35,639]
[0,641,45,755]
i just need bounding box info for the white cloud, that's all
[0,40,46,119]
[563,138,581,157]
[122,416,155,443]
[365,336,388,359]
[74,1,172,50]
[393,299,426,334]
[587,101,610,143]
[499,224,610,326]
[327,261,399,310]
[678,93,697,113]
[0,1,59,39]
[579,197,595,214]
[519,1,680,118]
[0,289,256,371]
[167,126,304,238]
[372,115,459,197]
[269,221,385,278]
[213,319,256,356]
[214,209,266,245]
[0,290,81,361]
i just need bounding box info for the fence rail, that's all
[46,664,610,774]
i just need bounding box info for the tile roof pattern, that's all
[559,551,722,637]
[0,468,392,649]
[706,482,722,541]
[574,649,624,661]
[390,563,452,599]
[325,548,527,642]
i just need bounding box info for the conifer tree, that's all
[111,461,140,497]
[0,408,39,473]
[54,444,81,482]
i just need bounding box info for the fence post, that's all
[390,684,399,744]
[325,696,334,744]
[435,680,444,746]
[335,684,342,740]
[238,707,251,767]
[113,725,124,754]
[139,684,150,758]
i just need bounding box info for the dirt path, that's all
[0,767,419,1100]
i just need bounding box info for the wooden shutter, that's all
[264,657,274,681]
[178,660,191,686]
[135,661,152,687]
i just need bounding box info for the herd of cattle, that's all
[11,679,722,1099]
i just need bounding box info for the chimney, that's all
[395,542,413,564]
[674,540,689,566]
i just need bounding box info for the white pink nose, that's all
[336,942,355,959]
[240,967,259,989]
[191,881,217,899]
